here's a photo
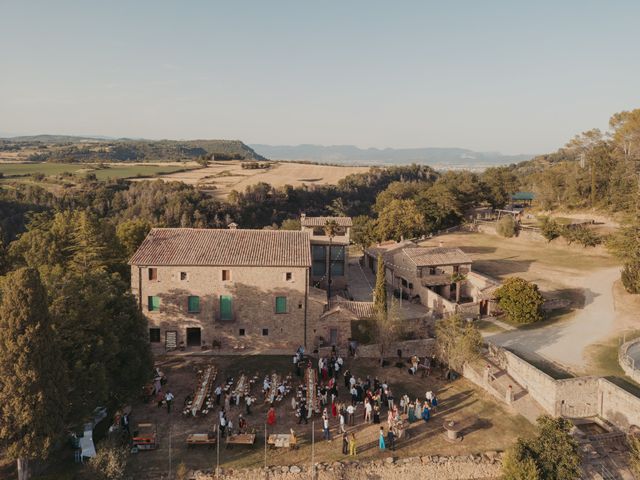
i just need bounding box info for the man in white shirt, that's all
[346,404,355,426]
[339,411,346,433]
[364,401,372,423]
[165,391,174,413]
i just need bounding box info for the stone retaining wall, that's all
[480,343,640,432]
[188,453,503,480]
[355,338,436,359]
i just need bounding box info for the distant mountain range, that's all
[250,144,534,168]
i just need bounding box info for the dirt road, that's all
[486,266,621,371]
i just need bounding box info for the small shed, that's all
[510,192,535,206]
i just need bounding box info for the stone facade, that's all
[132,264,318,350]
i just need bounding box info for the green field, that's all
[0,162,194,181]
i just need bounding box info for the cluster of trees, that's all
[539,217,602,247]
[516,109,640,214]
[502,416,581,480]
[0,210,152,478]
[350,167,520,249]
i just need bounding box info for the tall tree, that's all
[323,219,340,300]
[495,277,545,324]
[373,254,387,316]
[0,268,68,480]
[116,218,151,259]
[376,198,425,241]
[435,313,482,371]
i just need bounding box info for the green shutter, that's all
[275,296,287,314]
[188,296,200,313]
[148,296,160,311]
[220,295,233,320]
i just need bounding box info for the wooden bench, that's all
[186,433,216,447]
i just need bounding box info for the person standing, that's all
[298,403,308,424]
[339,410,346,433]
[165,391,174,413]
[342,433,349,454]
[349,433,357,456]
[322,411,331,441]
[387,428,396,451]
[364,400,372,423]
[215,385,222,405]
[245,395,253,415]
[267,406,276,426]
[378,427,386,450]
[347,404,355,426]
[219,413,227,437]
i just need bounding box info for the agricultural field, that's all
[0,162,196,183]
[149,161,371,199]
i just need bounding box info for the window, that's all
[330,245,345,260]
[262,328,269,336]
[312,261,326,276]
[285,272,293,281]
[148,296,160,312]
[180,272,188,281]
[330,261,345,277]
[222,270,231,281]
[188,296,200,313]
[453,265,460,273]
[298,302,303,309]
[149,328,161,343]
[239,328,245,336]
[275,296,287,314]
[219,295,233,321]
[312,245,326,261]
[148,268,157,280]
[429,267,436,275]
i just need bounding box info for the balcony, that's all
[421,274,453,287]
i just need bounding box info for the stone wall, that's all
[481,344,640,432]
[187,453,503,480]
[356,338,436,359]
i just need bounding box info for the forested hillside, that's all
[513,109,640,214]
[0,136,265,163]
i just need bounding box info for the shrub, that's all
[621,262,640,294]
[496,215,517,238]
[87,440,128,480]
[495,277,544,324]
[562,226,601,247]
[629,434,640,478]
[539,216,562,243]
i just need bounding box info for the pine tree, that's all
[0,268,68,480]
[373,255,387,316]
[68,210,109,276]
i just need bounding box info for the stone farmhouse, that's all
[129,227,351,352]
[300,214,352,292]
[365,240,499,318]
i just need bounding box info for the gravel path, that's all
[486,267,621,370]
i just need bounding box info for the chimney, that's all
[228,222,238,230]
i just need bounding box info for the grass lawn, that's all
[0,162,195,181]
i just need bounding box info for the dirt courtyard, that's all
[127,354,532,478]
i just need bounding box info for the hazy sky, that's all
[2,1,639,154]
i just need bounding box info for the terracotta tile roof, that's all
[129,228,311,267]
[402,247,471,266]
[365,240,415,257]
[328,296,376,319]
[300,216,353,227]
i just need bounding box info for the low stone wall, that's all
[618,338,640,384]
[189,453,503,480]
[356,338,436,359]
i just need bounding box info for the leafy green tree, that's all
[0,268,68,480]
[502,440,540,480]
[435,314,482,371]
[116,218,151,259]
[373,254,387,317]
[607,219,640,293]
[629,433,640,479]
[280,218,301,230]
[87,438,128,480]
[481,166,520,208]
[539,216,562,243]
[531,416,581,479]
[496,215,517,238]
[495,277,544,324]
[373,298,403,366]
[376,198,425,241]
[351,215,378,252]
